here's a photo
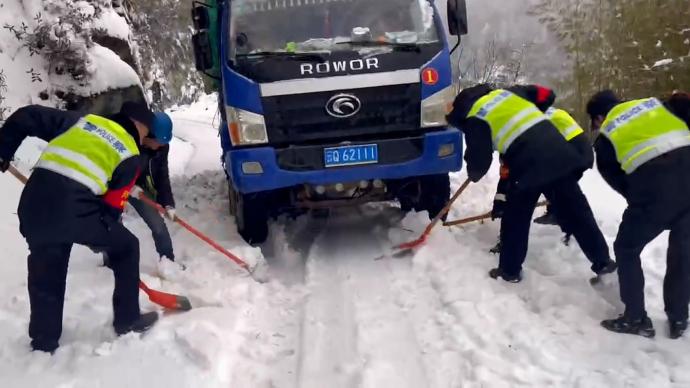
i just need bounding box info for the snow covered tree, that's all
[532,0,690,122]
[458,40,531,88]
[126,0,206,110]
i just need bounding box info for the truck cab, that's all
[191,0,468,244]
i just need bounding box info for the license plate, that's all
[324,144,379,168]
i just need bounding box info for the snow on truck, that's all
[190,0,468,244]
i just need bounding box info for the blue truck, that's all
[190,0,468,244]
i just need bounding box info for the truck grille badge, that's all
[326,94,361,118]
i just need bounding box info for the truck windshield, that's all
[230,0,439,56]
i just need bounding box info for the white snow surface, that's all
[1,94,690,387]
[93,8,132,40]
[77,44,141,94]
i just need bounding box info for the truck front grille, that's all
[262,83,421,145]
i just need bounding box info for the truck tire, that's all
[228,183,269,245]
[418,174,451,221]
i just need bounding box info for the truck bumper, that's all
[226,128,463,194]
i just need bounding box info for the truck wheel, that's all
[228,183,269,245]
[418,174,451,221]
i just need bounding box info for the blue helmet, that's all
[151,112,173,144]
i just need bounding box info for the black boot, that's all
[114,312,159,336]
[31,340,58,355]
[601,315,655,338]
[590,260,618,285]
[489,268,522,283]
[534,211,558,226]
[596,260,618,275]
[669,320,688,339]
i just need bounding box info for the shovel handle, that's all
[443,201,549,227]
[394,178,471,250]
[134,193,251,272]
[8,165,28,184]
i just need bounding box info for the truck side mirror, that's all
[192,31,213,71]
[192,4,210,30]
[447,0,468,36]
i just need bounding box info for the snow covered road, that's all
[1,95,690,387]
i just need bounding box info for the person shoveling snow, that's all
[0,102,167,353]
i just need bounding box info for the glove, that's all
[0,157,9,173]
[130,185,144,199]
[467,168,484,183]
[164,206,176,221]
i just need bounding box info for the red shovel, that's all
[7,165,192,311]
[139,280,191,311]
[378,178,471,259]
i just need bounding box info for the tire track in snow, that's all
[295,206,430,388]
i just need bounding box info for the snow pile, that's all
[93,7,132,40]
[1,94,690,387]
[78,44,141,95]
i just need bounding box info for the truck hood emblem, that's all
[326,94,361,118]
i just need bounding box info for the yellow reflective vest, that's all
[601,98,690,174]
[468,90,548,154]
[545,108,584,141]
[35,114,140,194]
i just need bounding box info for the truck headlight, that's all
[226,106,268,145]
[421,85,456,128]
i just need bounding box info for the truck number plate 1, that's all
[324,144,379,168]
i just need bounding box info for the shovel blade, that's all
[140,283,192,311]
[148,289,192,311]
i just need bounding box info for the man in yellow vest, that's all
[0,101,161,353]
[446,84,616,283]
[587,90,690,339]
[490,105,594,253]
[491,100,594,254]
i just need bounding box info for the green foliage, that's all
[531,0,690,123]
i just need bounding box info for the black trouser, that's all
[24,215,141,352]
[499,174,611,276]
[614,203,690,321]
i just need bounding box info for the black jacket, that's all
[569,133,594,170]
[137,145,175,208]
[447,84,586,191]
[595,98,690,201]
[0,105,142,242]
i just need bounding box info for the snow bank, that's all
[94,8,132,40]
[82,44,141,94]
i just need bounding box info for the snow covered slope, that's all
[0,0,141,116]
[1,95,689,388]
